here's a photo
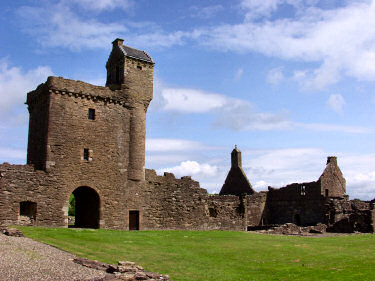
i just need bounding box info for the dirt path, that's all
[0,233,110,281]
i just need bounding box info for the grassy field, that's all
[17,227,375,281]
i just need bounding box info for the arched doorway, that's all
[70,186,100,229]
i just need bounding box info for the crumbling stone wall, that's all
[245,192,267,226]
[325,197,374,233]
[142,170,247,231]
[0,164,60,226]
[265,181,325,226]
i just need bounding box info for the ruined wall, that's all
[266,182,325,226]
[246,192,267,226]
[325,198,374,233]
[139,170,246,231]
[0,164,61,226]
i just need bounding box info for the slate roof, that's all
[119,45,154,63]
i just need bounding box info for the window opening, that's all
[325,189,329,197]
[19,201,37,224]
[137,65,142,70]
[300,185,306,196]
[83,148,89,161]
[88,108,95,120]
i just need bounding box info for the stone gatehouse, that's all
[1,39,374,232]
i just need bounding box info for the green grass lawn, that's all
[17,227,375,281]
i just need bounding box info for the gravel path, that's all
[0,233,110,281]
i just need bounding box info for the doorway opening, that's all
[294,214,301,226]
[70,186,100,228]
[129,210,139,230]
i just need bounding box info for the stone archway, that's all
[71,186,100,229]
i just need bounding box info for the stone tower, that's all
[26,38,154,182]
[220,146,255,196]
[24,39,154,228]
[105,38,154,181]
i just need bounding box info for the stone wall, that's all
[325,197,374,233]
[142,170,247,231]
[0,164,60,226]
[246,192,267,226]
[266,182,325,226]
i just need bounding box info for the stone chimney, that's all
[112,38,124,47]
[327,156,337,165]
[231,145,242,168]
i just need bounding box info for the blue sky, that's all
[1,0,375,199]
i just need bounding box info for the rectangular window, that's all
[88,108,95,120]
[83,148,89,161]
[325,189,329,197]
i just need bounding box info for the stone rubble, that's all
[74,258,171,281]
[256,223,327,235]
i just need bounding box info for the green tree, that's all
[68,194,75,216]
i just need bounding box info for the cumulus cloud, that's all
[0,59,53,122]
[242,148,375,199]
[161,88,227,113]
[68,0,133,11]
[197,1,375,89]
[157,85,369,133]
[327,94,345,114]
[17,4,126,50]
[190,5,224,19]
[157,160,218,179]
[18,0,375,90]
[149,145,375,199]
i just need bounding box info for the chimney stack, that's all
[327,156,337,165]
[112,38,124,47]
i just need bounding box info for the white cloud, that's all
[157,160,218,179]
[197,1,375,88]
[0,59,53,122]
[146,138,204,152]
[244,147,327,188]
[161,88,227,113]
[158,86,369,133]
[266,67,284,85]
[327,94,345,114]
[240,0,281,19]
[191,5,224,19]
[18,4,126,50]
[242,148,375,199]
[68,0,133,11]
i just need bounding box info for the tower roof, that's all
[112,38,154,63]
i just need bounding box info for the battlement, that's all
[27,76,147,108]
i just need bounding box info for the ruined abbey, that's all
[1,39,374,233]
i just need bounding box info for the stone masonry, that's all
[0,38,374,233]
